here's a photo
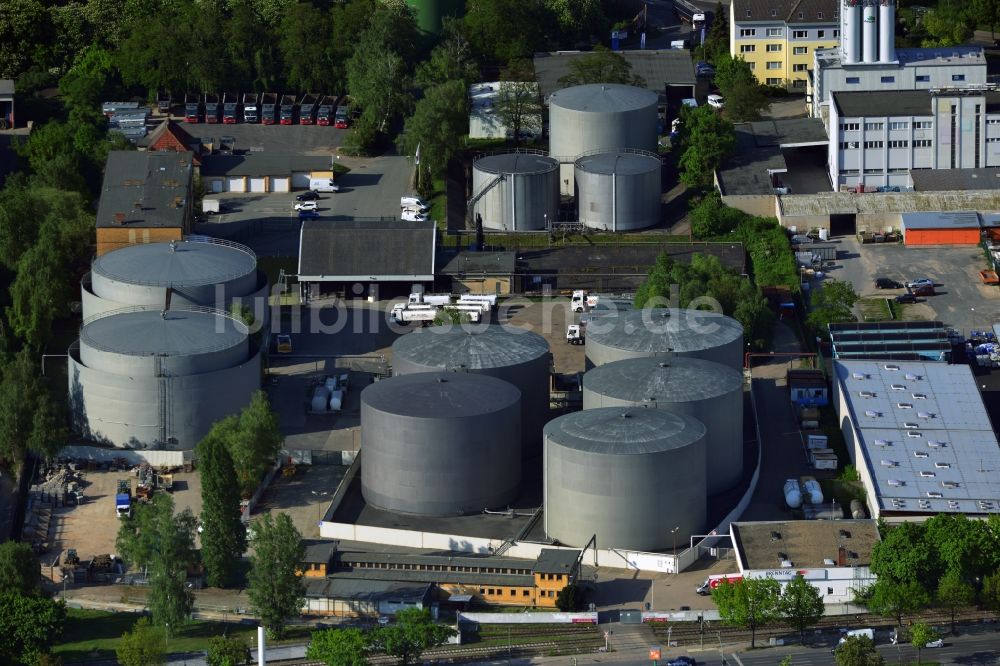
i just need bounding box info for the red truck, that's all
[184,94,201,123]
[299,93,319,125]
[279,94,297,125]
[222,93,240,124]
[262,93,278,125]
[316,96,337,126]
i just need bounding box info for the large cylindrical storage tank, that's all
[862,4,877,62]
[879,1,895,62]
[582,357,744,494]
[544,407,706,551]
[83,238,269,323]
[361,372,522,516]
[391,326,551,458]
[68,306,261,449]
[575,151,661,231]
[472,153,559,231]
[585,308,745,371]
[843,3,861,64]
[548,84,658,196]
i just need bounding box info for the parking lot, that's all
[821,235,1000,334]
[252,464,349,538]
[181,119,346,155]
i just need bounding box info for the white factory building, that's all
[829,87,1000,190]
[833,360,1000,522]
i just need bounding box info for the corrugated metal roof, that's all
[900,211,981,230]
[361,372,521,418]
[586,309,744,355]
[92,239,256,288]
[583,356,742,403]
[81,308,246,356]
[780,190,1000,216]
[548,84,658,113]
[544,407,706,454]
[391,326,549,371]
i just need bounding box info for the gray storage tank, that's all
[391,326,551,458]
[575,150,662,231]
[361,372,522,516]
[548,84,658,196]
[472,153,559,231]
[68,306,261,449]
[586,308,744,371]
[82,238,270,322]
[583,357,744,494]
[544,407,706,551]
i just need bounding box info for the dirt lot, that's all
[51,469,203,562]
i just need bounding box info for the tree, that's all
[0,592,66,664]
[834,635,884,666]
[0,349,69,461]
[543,0,605,48]
[371,608,454,666]
[306,627,371,666]
[935,568,974,635]
[865,579,930,631]
[924,513,995,583]
[689,193,748,238]
[557,46,645,87]
[461,0,547,64]
[981,572,1000,617]
[0,541,41,597]
[247,513,305,639]
[278,3,334,93]
[116,493,175,572]
[414,24,480,90]
[555,583,584,611]
[346,6,415,135]
[701,2,729,62]
[714,54,769,122]
[806,279,859,337]
[198,432,247,588]
[711,578,781,648]
[115,617,166,666]
[206,635,250,666]
[232,391,283,496]
[869,522,938,588]
[779,575,825,642]
[494,59,544,143]
[0,0,50,80]
[920,3,974,47]
[677,105,736,190]
[148,506,198,636]
[909,622,938,665]
[397,80,468,183]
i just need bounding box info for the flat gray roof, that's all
[534,548,580,574]
[732,520,880,570]
[717,119,828,196]
[302,539,339,564]
[81,307,246,356]
[910,168,1000,192]
[298,219,435,281]
[833,90,931,118]
[437,251,516,275]
[780,190,1000,216]
[0,80,14,97]
[91,238,256,288]
[901,211,981,230]
[533,51,694,99]
[835,360,1000,516]
[96,151,193,229]
[304,576,432,604]
[200,153,332,177]
[816,46,986,69]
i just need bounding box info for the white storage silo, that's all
[575,150,662,231]
[472,153,560,231]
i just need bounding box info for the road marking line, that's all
[730,653,746,666]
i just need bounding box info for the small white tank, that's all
[784,479,802,508]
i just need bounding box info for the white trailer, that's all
[571,290,599,313]
[391,305,439,325]
[443,305,484,321]
[458,294,498,308]
[409,292,451,306]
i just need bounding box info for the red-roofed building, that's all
[145,120,202,165]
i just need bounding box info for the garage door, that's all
[272,177,290,193]
[249,177,268,192]
[211,179,224,193]
[291,172,311,189]
[228,177,246,193]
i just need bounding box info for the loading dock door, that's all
[272,177,290,192]
[249,177,268,192]
[829,214,856,236]
[227,177,246,193]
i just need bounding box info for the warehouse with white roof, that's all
[833,360,1000,521]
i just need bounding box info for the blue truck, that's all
[115,479,132,519]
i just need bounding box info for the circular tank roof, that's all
[587,309,744,354]
[81,308,247,356]
[92,239,256,288]
[392,326,550,370]
[575,151,660,175]
[362,372,521,418]
[584,356,742,403]
[549,84,658,113]
[544,407,705,455]
[474,153,558,175]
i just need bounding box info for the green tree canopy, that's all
[920,3,974,46]
[197,432,247,588]
[936,570,974,635]
[494,59,544,143]
[371,608,455,666]
[806,279,858,337]
[0,349,69,461]
[909,622,938,665]
[247,513,305,639]
[0,592,65,665]
[115,616,166,666]
[677,105,736,190]
[306,627,371,666]
[779,575,825,641]
[713,53,770,122]
[865,579,930,630]
[278,3,334,93]
[346,5,415,137]
[461,0,547,64]
[834,635,884,666]
[711,578,781,647]
[0,0,50,80]
[397,79,469,183]
[543,0,605,47]
[557,46,645,87]
[702,2,729,62]
[206,635,250,666]
[414,24,480,90]
[0,541,41,597]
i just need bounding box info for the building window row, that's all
[793,80,806,88]
[741,28,756,37]
[840,141,859,149]
[767,43,782,52]
[841,122,860,131]
[766,77,782,86]
[881,76,895,83]
[913,139,932,147]
[793,30,807,38]
[888,140,908,148]
[846,77,860,84]
[794,46,808,55]
[741,45,755,53]
[916,75,930,82]
[864,140,883,148]
[863,168,882,174]
[914,121,932,129]
[988,137,1000,143]
[988,118,1000,125]
[889,121,909,130]
[865,122,884,131]
[767,27,783,36]
[767,61,782,69]
[793,63,808,72]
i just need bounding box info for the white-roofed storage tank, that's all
[391,326,551,458]
[361,372,522,516]
[582,356,744,494]
[548,84,658,196]
[471,152,559,231]
[585,308,745,371]
[68,306,261,449]
[544,407,706,551]
[575,150,662,231]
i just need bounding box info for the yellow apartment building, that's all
[729,0,839,92]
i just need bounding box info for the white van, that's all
[401,196,429,211]
[839,628,874,645]
[310,178,339,193]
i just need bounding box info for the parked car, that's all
[707,94,725,109]
[402,209,429,222]
[925,638,944,648]
[695,61,715,77]
[666,658,697,666]
[791,234,813,245]
[895,292,918,304]
[875,277,903,289]
[298,210,320,220]
[911,283,935,296]
[907,278,933,289]
[296,190,320,201]
[294,201,318,211]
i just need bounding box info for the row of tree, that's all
[307,608,454,666]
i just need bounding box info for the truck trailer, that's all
[316,96,337,126]
[223,92,240,123]
[115,479,132,519]
[262,93,278,125]
[204,92,221,123]
[243,93,259,123]
[156,92,172,114]
[279,94,297,125]
[299,93,319,124]
[184,94,201,123]
[334,104,350,129]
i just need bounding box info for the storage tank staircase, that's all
[465,173,505,226]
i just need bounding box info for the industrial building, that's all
[143,120,203,165]
[827,321,953,362]
[436,251,517,295]
[0,79,14,129]
[95,151,194,256]
[199,154,335,193]
[81,238,270,323]
[297,220,436,298]
[898,212,982,245]
[575,151,662,231]
[468,82,542,140]
[391,327,551,458]
[471,152,559,231]
[548,84,658,196]
[833,360,1000,521]
[360,372,522,516]
[728,0,839,92]
[544,407,707,551]
[584,308,745,371]
[730,520,879,605]
[304,577,434,617]
[68,306,261,449]
[582,356,744,494]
